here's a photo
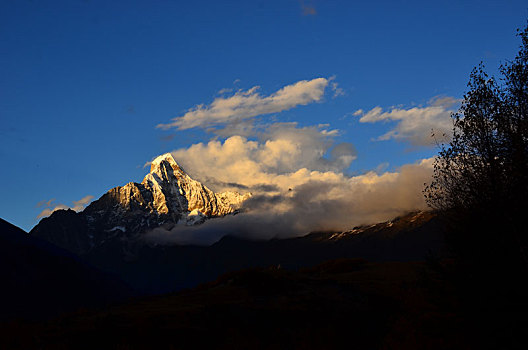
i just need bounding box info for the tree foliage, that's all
[425,24,528,272]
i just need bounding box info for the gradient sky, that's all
[1,0,527,232]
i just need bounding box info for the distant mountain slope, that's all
[0,218,133,321]
[79,211,445,294]
[31,153,250,255]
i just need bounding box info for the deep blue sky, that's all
[1,0,527,231]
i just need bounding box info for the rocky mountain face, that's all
[30,153,250,256]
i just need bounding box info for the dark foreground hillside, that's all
[0,218,133,321]
[3,212,527,349]
[1,259,472,350]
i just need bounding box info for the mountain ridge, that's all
[79,210,444,293]
[31,153,250,255]
[0,218,133,321]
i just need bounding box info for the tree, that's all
[423,24,528,349]
[425,24,528,276]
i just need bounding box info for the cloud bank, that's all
[146,154,434,245]
[146,121,433,245]
[171,123,354,189]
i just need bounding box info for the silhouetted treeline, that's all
[425,22,528,348]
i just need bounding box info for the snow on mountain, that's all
[31,153,250,255]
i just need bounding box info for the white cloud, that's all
[72,195,95,211]
[331,82,345,98]
[355,96,459,146]
[157,78,329,130]
[171,123,355,192]
[36,195,94,219]
[36,198,56,208]
[217,88,233,95]
[37,204,69,219]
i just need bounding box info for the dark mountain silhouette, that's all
[36,210,444,294]
[0,218,133,321]
[0,258,468,350]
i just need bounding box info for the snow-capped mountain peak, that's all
[142,153,248,218]
[31,153,251,255]
[149,153,185,177]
